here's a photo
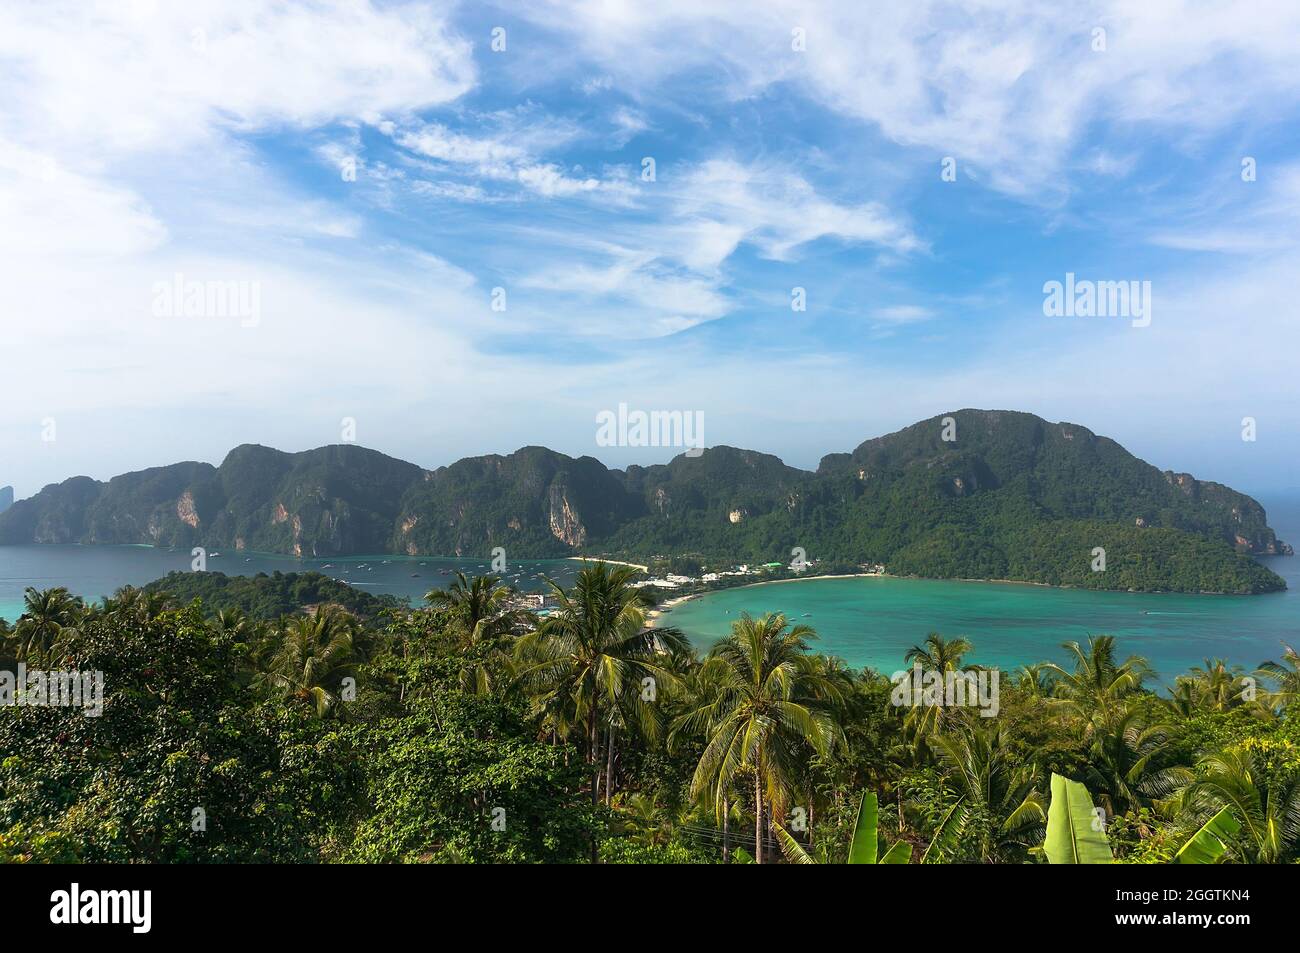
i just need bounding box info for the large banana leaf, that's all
[1044,773,1112,864]
[1174,807,1239,864]
[847,792,879,864]
[777,792,912,864]
[774,824,816,864]
[879,841,913,864]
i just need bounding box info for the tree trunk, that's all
[605,725,616,805]
[754,770,763,864]
[588,702,599,864]
[722,798,730,864]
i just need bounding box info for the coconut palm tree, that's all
[1256,643,1300,710]
[96,585,172,623]
[213,607,252,637]
[899,632,978,736]
[905,632,973,672]
[212,608,274,684]
[1016,663,1056,698]
[513,562,689,859]
[925,723,1046,863]
[671,612,843,864]
[1179,745,1300,863]
[1043,635,1151,718]
[425,572,522,639]
[1077,699,1191,817]
[13,586,83,663]
[427,572,528,694]
[259,607,357,718]
[1174,658,1255,714]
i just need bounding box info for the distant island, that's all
[142,570,404,621]
[0,486,12,515]
[0,409,1288,594]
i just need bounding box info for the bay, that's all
[661,494,1300,681]
[0,546,584,622]
[3,494,1299,682]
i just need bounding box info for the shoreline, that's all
[645,568,1275,626]
[567,556,650,572]
[646,592,700,626]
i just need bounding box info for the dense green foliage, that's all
[0,410,1287,592]
[3,564,1299,864]
[143,570,400,621]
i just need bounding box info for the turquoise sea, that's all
[0,546,584,623]
[660,495,1300,681]
[2,494,1298,682]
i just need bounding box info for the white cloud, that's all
[503,157,918,337]
[873,305,934,325]
[666,160,922,268]
[1148,163,1300,254]
[0,0,475,156]
[609,107,651,146]
[522,0,1300,198]
[389,120,631,200]
[0,145,167,257]
[517,249,731,337]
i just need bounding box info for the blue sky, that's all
[3,1,1300,499]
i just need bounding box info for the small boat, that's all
[210,552,222,557]
[410,573,421,578]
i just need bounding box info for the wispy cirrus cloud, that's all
[0,0,475,155]
[519,0,1300,199]
[4,0,1300,502]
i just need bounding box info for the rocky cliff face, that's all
[0,446,421,556]
[0,412,1289,587]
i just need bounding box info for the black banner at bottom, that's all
[0,862,1274,939]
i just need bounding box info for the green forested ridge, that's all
[0,410,1287,593]
[142,570,401,621]
[3,565,1299,864]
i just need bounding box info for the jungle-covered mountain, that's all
[0,410,1288,593]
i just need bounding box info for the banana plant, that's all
[1173,807,1240,864]
[1043,773,1114,863]
[1041,773,1238,864]
[775,792,912,864]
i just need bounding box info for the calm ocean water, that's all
[0,546,584,622]
[3,494,1298,680]
[661,493,1300,680]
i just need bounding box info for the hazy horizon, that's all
[8,407,1300,506]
